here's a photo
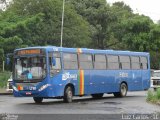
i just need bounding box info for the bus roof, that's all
[14,46,149,56]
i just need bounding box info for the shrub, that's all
[147,90,155,102]
[0,71,11,88]
[147,88,160,104]
[156,88,160,99]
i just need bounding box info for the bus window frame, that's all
[131,56,141,70]
[48,51,62,77]
[63,52,78,70]
[94,54,107,70]
[106,54,120,70]
[78,53,94,70]
[140,56,148,70]
[119,55,131,70]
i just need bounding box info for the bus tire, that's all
[33,97,43,103]
[91,93,104,99]
[114,83,127,97]
[63,86,73,103]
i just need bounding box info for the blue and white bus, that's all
[12,46,150,103]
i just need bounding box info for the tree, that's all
[0,0,91,48]
[120,15,153,51]
[0,0,92,71]
[1,0,160,70]
[69,0,118,49]
[112,1,132,12]
[5,0,91,47]
[149,24,160,69]
[157,20,160,24]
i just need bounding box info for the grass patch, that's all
[0,71,11,88]
[147,88,160,104]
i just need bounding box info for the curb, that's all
[0,92,13,95]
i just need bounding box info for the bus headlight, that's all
[38,84,51,92]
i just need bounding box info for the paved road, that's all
[0,91,160,120]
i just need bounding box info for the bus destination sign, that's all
[17,49,41,55]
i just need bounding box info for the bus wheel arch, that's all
[63,84,75,103]
[114,81,128,98]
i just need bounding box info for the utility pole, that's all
[2,61,4,72]
[60,0,65,47]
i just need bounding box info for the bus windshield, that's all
[14,56,46,81]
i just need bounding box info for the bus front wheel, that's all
[33,97,43,103]
[63,86,73,103]
[114,83,127,97]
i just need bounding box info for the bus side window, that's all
[94,54,106,70]
[107,55,119,70]
[49,52,61,76]
[79,54,93,70]
[119,56,131,70]
[140,57,148,70]
[63,53,78,70]
[131,56,140,70]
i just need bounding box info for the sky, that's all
[107,0,160,22]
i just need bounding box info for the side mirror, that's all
[6,57,10,65]
[6,53,13,65]
[52,58,56,66]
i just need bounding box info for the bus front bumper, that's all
[12,84,64,98]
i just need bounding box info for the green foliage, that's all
[150,51,160,69]
[147,90,155,102]
[112,2,132,12]
[156,88,160,99]
[147,88,160,104]
[69,0,117,49]
[0,71,11,88]
[0,49,4,71]
[0,0,91,71]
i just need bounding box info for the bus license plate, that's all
[24,86,36,91]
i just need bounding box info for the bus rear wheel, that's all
[114,83,127,97]
[91,93,104,99]
[63,86,73,103]
[33,97,43,103]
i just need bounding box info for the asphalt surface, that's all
[0,91,160,120]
